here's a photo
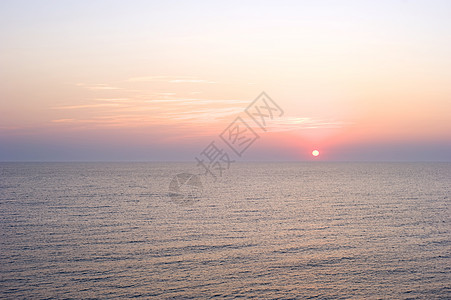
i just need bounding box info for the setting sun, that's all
[312,150,320,157]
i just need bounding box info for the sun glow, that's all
[312,150,320,157]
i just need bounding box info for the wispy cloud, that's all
[155,92,176,96]
[125,75,170,82]
[49,92,248,129]
[51,103,124,110]
[145,99,248,105]
[126,75,216,84]
[268,116,350,131]
[158,107,243,121]
[76,83,122,90]
[169,79,216,83]
[93,98,130,102]
[62,80,349,133]
[51,119,76,123]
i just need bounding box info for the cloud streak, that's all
[268,117,350,131]
[52,103,124,110]
[126,76,216,84]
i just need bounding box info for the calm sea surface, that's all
[1,162,450,299]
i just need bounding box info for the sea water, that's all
[1,162,450,299]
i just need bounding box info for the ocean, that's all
[1,162,450,299]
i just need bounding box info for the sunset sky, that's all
[1,0,450,161]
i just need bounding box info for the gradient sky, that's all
[1,0,450,161]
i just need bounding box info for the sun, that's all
[312,150,320,157]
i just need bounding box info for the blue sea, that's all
[1,162,450,299]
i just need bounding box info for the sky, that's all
[1,0,450,161]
